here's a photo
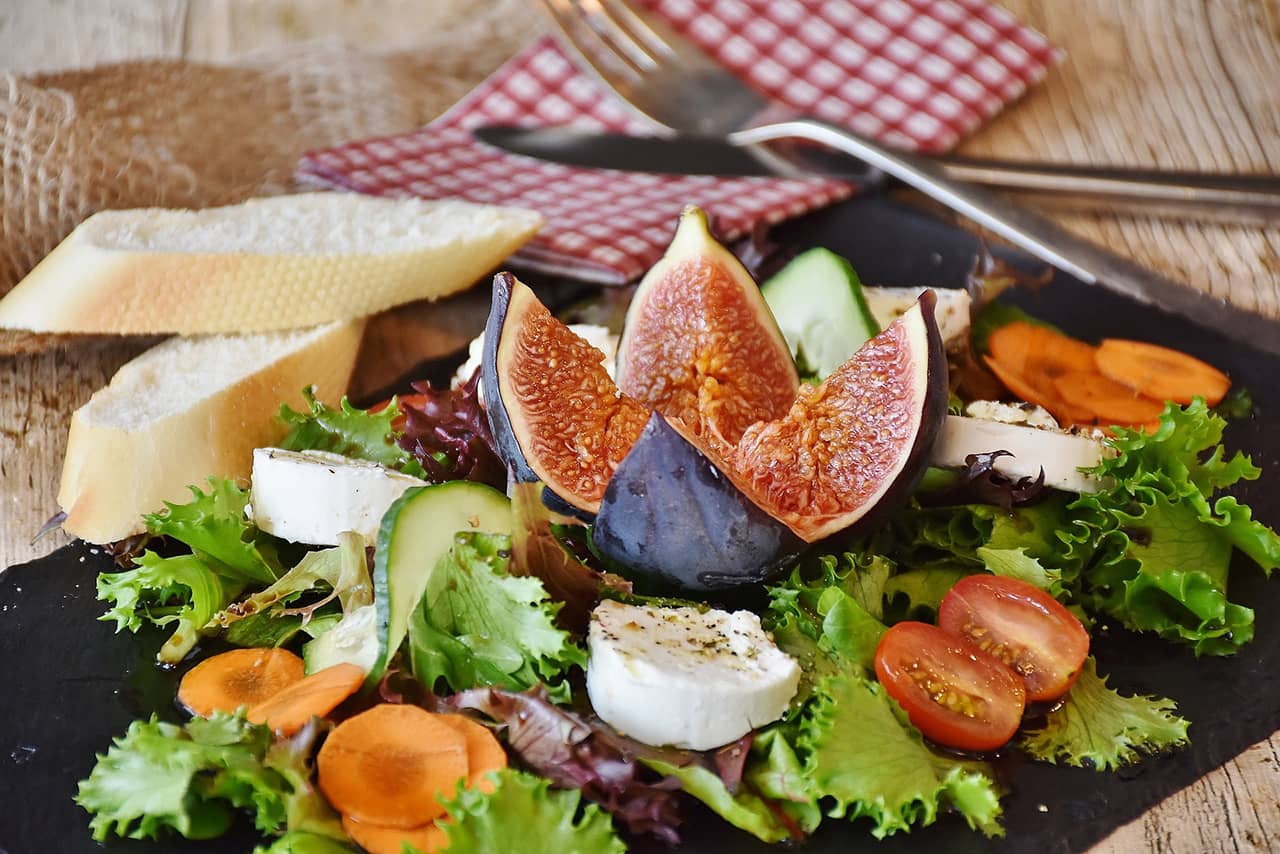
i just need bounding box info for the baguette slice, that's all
[0,193,542,335]
[58,320,365,544]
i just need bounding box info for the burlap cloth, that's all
[0,0,536,355]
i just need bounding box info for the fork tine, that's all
[577,0,661,71]
[599,0,727,73]
[536,0,648,83]
[599,0,676,60]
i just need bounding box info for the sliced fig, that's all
[616,206,799,453]
[482,272,649,514]
[593,412,805,593]
[729,291,947,542]
[482,263,946,592]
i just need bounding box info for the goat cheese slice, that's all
[932,415,1108,495]
[864,286,972,350]
[248,448,426,546]
[586,600,800,750]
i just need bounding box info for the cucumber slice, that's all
[761,248,880,379]
[367,481,512,685]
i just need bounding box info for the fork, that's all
[535,0,1280,355]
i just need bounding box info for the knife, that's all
[474,125,1280,225]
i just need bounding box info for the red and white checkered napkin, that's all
[297,0,1060,284]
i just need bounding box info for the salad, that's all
[74,209,1280,854]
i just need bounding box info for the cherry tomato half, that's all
[938,575,1090,703]
[874,621,1026,753]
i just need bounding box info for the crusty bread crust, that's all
[0,195,543,335]
[57,320,366,543]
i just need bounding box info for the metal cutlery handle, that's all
[936,157,1280,223]
[731,119,1280,356]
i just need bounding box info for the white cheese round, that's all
[248,448,426,546]
[586,600,800,750]
[932,415,1108,495]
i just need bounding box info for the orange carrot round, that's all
[988,322,1097,377]
[245,662,365,736]
[1095,339,1230,406]
[341,814,449,854]
[1053,370,1166,426]
[177,648,305,717]
[437,714,508,794]
[318,704,468,829]
[982,355,1092,426]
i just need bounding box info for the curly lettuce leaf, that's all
[144,478,281,585]
[436,769,626,854]
[800,673,1003,838]
[1019,658,1189,770]
[100,478,286,661]
[1070,400,1280,654]
[97,552,238,662]
[883,563,971,620]
[409,532,585,700]
[75,712,330,843]
[767,555,889,672]
[279,387,427,479]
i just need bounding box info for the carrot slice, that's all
[177,648,305,717]
[437,714,508,794]
[982,355,1093,426]
[988,322,1097,377]
[318,704,468,829]
[245,662,365,736]
[341,815,449,854]
[1095,339,1230,406]
[1053,369,1166,426]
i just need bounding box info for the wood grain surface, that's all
[1,2,1278,853]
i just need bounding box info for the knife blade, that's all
[474,125,1280,225]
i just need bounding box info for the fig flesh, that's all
[593,412,805,593]
[616,206,799,453]
[727,289,947,542]
[482,272,648,514]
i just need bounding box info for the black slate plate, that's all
[1,195,1276,854]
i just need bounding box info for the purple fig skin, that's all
[481,272,541,486]
[593,412,806,594]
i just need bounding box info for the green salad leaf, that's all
[99,478,287,661]
[76,713,338,844]
[745,727,823,833]
[213,532,372,629]
[768,553,889,672]
[97,552,238,662]
[279,387,427,479]
[434,769,626,854]
[642,757,797,843]
[252,832,357,854]
[1069,400,1280,654]
[800,673,1003,838]
[408,532,585,701]
[1020,658,1189,770]
[145,478,282,584]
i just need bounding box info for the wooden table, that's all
[2,2,1278,852]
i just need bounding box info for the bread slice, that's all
[58,320,365,544]
[0,193,542,335]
